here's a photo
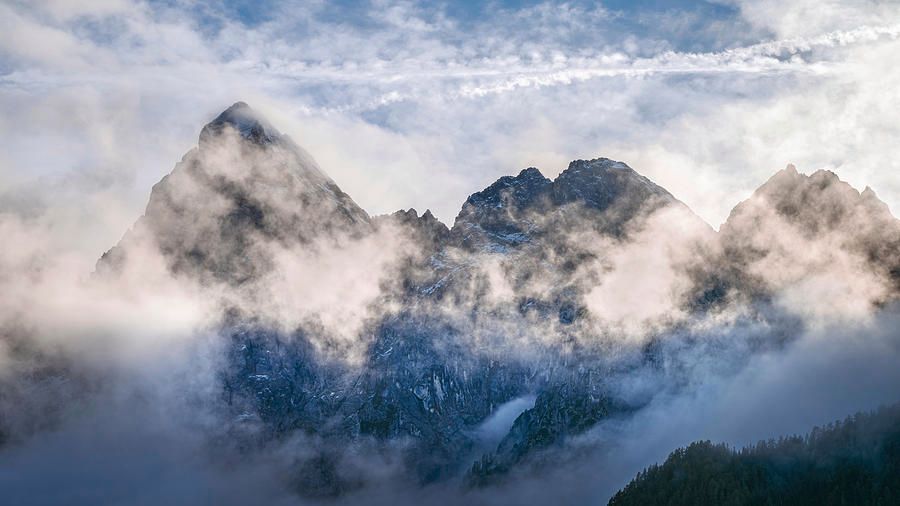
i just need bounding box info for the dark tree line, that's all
[609,403,900,506]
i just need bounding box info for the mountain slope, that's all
[608,403,900,506]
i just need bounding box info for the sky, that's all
[2,0,900,266]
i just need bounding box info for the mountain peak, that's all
[462,168,553,211]
[448,157,691,250]
[99,102,371,282]
[223,101,251,113]
[564,158,631,173]
[725,164,900,246]
[517,167,546,179]
[551,157,674,212]
[199,101,281,147]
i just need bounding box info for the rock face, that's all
[99,104,900,495]
[469,383,616,485]
[449,159,680,252]
[450,167,553,251]
[550,158,676,226]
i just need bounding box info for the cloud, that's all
[2,1,900,504]
[580,204,714,340]
[3,0,900,241]
[577,308,900,501]
[727,0,900,38]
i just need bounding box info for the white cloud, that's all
[1,0,899,272]
[727,0,900,38]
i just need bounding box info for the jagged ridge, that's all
[97,103,900,495]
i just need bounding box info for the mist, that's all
[3,1,900,504]
[2,133,899,504]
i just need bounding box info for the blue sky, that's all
[1,0,900,262]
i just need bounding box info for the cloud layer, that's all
[3,0,900,245]
[2,1,900,505]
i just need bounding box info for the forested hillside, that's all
[609,403,900,506]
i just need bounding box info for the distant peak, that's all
[760,163,804,189]
[227,101,250,111]
[859,186,892,210]
[564,158,631,173]
[810,168,839,180]
[213,102,263,127]
[392,208,441,224]
[517,167,546,179]
[199,102,281,147]
[388,208,420,222]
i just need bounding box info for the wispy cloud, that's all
[2,0,900,243]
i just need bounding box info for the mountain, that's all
[94,103,900,497]
[608,403,900,506]
[98,102,369,284]
[716,164,900,305]
[449,158,685,252]
[435,158,712,330]
[449,167,552,251]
